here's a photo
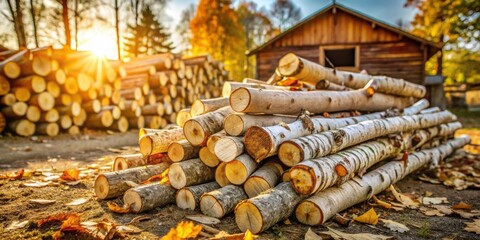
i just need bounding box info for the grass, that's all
[417,221,430,238]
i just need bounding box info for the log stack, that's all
[0,47,228,136]
[94,52,469,235]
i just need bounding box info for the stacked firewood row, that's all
[117,54,227,130]
[0,47,227,136]
[94,53,469,234]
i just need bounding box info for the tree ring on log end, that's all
[278,141,304,167]
[289,166,316,195]
[224,114,244,136]
[184,120,205,146]
[139,136,153,156]
[200,194,224,218]
[225,160,248,185]
[278,53,300,77]
[235,201,263,234]
[244,126,273,162]
[123,190,143,213]
[176,189,195,210]
[168,163,187,189]
[94,175,109,199]
[295,200,323,225]
[230,88,251,112]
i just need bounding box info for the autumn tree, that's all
[176,3,196,55]
[2,0,28,48]
[269,0,302,31]
[405,0,480,76]
[123,4,172,58]
[190,0,246,81]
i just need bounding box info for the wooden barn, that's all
[247,3,445,106]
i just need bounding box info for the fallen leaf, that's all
[424,191,433,197]
[142,168,169,184]
[60,169,80,181]
[186,215,220,225]
[422,197,449,205]
[354,208,379,225]
[284,219,291,225]
[44,175,60,181]
[161,221,202,240]
[452,202,472,210]
[128,216,151,225]
[0,169,24,180]
[6,220,29,230]
[389,185,419,209]
[381,219,409,233]
[22,181,52,187]
[107,201,130,213]
[244,229,258,240]
[117,225,142,234]
[65,180,81,186]
[370,196,392,209]
[66,198,88,206]
[419,207,446,217]
[314,227,393,240]
[464,219,480,234]
[453,209,480,219]
[432,205,453,215]
[38,213,79,227]
[30,199,56,205]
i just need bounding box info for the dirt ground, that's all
[0,116,479,239]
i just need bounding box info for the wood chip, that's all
[186,215,220,225]
[29,199,56,205]
[66,198,88,206]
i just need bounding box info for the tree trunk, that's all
[278,111,455,166]
[168,158,216,189]
[167,139,201,162]
[190,97,229,117]
[411,121,462,152]
[35,123,59,136]
[0,49,28,79]
[244,162,283,198]
[278,53,426,98]
[9,119,35,136]
[420,107,441,114]
[61,0,72,49]
[295,136,470,226]
[215,162,230,187]
[230,87,414,115]
[244,111,394,162]
[221,81,292,98]
[315,79,352,91]
[114,0,121,60]
[200,185,247,218]
[12,87,31,102]
[139,128,184,155]
[235,182,306,234]
[84,110,113,128]
[402,99,430,116]
[183,107,233,146]
[225,154,258,185]
[214,136,244,162]
[199,147,220,167]
[176,182,220,210]
[224,113,297,137]
[112,153,146,171]
[94,162,170,200]
[123,182,176,213]
[29,0,39,47]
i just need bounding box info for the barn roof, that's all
[247,3,442,56]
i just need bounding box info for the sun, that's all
[79,28,118,59]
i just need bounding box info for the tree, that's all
[176,3,196,55]
[190,0,246,80]
[269,0,302,32]
[28,0,45,47]
[405,0,480,75]
[60,0,71,49]
[73,0,99,50]
[2,0,28,48]
[123,4,172,57]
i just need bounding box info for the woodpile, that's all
[0,47,227,136]
[94,52,469,234]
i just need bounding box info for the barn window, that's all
[319,45,360,71]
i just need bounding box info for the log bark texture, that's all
[190,97,229,117]
[200,185,247,218]
[295,136,470,225]
[167,139,201,162]
[112,154,146,171]
[123,182,176,213]
[183,107,233,146]
[224,113,296,137]
[176,182,220,210]
[243,162,283,198]
[139,128,185,155]
[214,136,244,162]
[168,158,216,189]
[225,154,259,185]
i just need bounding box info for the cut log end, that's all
[235,201,263,234]
[278,53,301,76]
[295,200,322,226]
[229,88,251,112]
[190,100,205,117]
[167,142,185,162]
[168,163,186,189]
[225,160,249,185]
[215,162,230,187]
[199,147,220,167]
[176,189,196,210]
[289,166,315,195]
[183,120,206,146]
[94,175,110,200]
[278,141,304,167]
[244,126,273,162]
[243,176,270,198]
[199,195,224,218]
[139,135,153,156]
[4,62,21,79]
[223,114,244,136]
[123,190,143,213]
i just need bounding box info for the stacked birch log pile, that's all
[0,47,227,136]
[94,53,470,235]
[117,54,226,129]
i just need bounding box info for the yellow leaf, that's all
[354,208,379,225]
[244,229,258,240]
[107,202,130,214]
[60,169,80,181]
[464,219,480,234]
[161,221,202,240]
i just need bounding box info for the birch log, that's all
[168,158,216,189]
[214,136,244,162]
[113,154,146,171]
[199,147,220,167]
[94,162,170,199]
[295,136,470,225]
[215,162,231,187]
[176,182,220,210]
[123,183,176,213]
[403,99,430,116]
[278,110,455,166]
[235,182,306,234]
[206,130,227,153]
[411,121,462,151]
[176,108,191,127]
[230,87,414,115]
[183,107,233,146]
[200,185,247,218]
[244,111,393,162]
[315,79,352,91]
[225,154,259,185]
[221,81,292,97]
[224,113,296,136]
[139,127,184,155]
[190,97,229,117]
[277,53,426,98]
[167,139,201,162]
[243,162,284,198]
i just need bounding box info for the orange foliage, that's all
[161,221,202,240]
[107,202,131,214]
[60,169,80,181]
[38,213,78,227]
[142,168,169,185]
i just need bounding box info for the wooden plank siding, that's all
[255,8,426,84]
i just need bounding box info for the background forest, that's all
[0,0,478,83]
